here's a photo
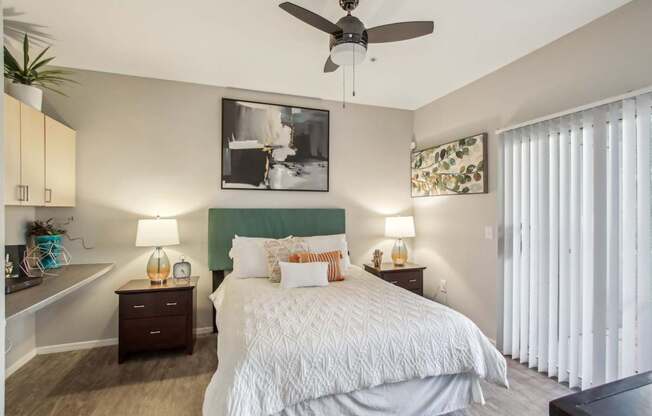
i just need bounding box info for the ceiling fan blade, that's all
[367,21,434,43]
[279,2,341,35]
[324,56,339,73]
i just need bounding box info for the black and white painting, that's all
[221,98,329,191]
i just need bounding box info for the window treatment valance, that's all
[499,91,651,390]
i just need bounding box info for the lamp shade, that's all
[385,216,416,238]
[135,218,179,247]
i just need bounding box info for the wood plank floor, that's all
[6,335,570,416]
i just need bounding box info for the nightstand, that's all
[115,277,198,363]
[364,263,426,296]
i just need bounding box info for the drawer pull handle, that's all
[133,305,145,309]
[390,281,398,285]
[150,330,161,335]
[409,279,417,283]
[166,302,177,306]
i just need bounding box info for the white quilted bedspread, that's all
[203,266,508,416]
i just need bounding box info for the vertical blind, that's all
[500,91,652,390]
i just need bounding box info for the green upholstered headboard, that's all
[208,208,346,272]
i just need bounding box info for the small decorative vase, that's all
[7,82,43,111]
[34,234,63,269]
[391,238,408,266]
[147,247,171,284]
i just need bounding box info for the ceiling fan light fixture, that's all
[330,42,366,66]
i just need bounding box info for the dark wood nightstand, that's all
[115,277,198,363]
[364,263,426,296]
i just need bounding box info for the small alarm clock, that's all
[173,256,191,280]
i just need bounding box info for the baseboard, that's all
[36,337,119,355]
[195,326,214,336]
[37,327,214,355]
[8,326,216,377]
[6,349,37,378]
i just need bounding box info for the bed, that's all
[203,208,508,416]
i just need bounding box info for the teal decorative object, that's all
[34,234,63,269]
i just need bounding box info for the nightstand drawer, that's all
[120,291,189,319]
[121,315,186,351]
[383,271,422,290]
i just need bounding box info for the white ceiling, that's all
[6,0,631,110]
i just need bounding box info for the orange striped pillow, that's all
[295,251,344,282]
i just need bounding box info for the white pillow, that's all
[279,261,329,289]
[303,234,351,271]
[230,235,291,278]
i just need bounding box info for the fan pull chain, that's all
[352,44,356,97]
[342,65,346,109]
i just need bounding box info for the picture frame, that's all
[411,133,488,197]
[221,98,330,192]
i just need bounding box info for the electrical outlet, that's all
[440,279,447,294]
[484,226,494,240]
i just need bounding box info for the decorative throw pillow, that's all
[263,237,309,283]
[303,234,351,272]
[279,261,329,289]
[295,250,344,282]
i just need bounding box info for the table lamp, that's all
[385,216,415,267]
[136,217,179,283]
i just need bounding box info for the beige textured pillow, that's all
[263,237,309,283]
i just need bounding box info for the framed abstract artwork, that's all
[221,98,329,192]
[411,133,488,197]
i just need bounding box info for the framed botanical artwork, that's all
[221,98,329,192]
[411,133,488,197]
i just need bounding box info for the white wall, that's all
[413,0,652,339]
[30,69,414,347]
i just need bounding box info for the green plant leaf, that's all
[27,45,51,71]
[4,46,21,73]
[23,33,29,73]
[29,55,54,72]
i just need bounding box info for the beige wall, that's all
[4,207,35,245]
[413,0,652,339]
[31,69,414,346]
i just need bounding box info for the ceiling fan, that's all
[279,0,434,73]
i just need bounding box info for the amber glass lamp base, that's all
[147,247,171,284]
[391,238,408,266]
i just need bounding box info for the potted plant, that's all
[4,33,76,110]
[28,218,67,269]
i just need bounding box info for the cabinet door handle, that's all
[17,185,24,201]
[133,305,145,309]
[166,302,177,306]
[149,330,161,335]
[45,188,52,203]
[409,279,417,283]
[25,185,29,202]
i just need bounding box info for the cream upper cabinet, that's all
[4,95,22,205]
[45,116,76,207]
[3,93,76,207]
[20,103,46,206]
